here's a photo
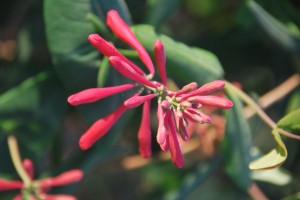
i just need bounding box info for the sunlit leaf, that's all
[249,129,287,170]
[277,109,300,133]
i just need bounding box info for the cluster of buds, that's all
[68,10,233,168]
[0,159,83,200]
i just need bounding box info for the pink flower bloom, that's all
[138,100,152,158]
[68,10,233,168]
[79,104,127,150]
[106,10,155,75]
[68,83,135,106]
[154,40,167,85]
[0,159,83,200]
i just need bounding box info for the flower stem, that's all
[225,81,300,140]
[7,135,31,187]
[118,49,139,58]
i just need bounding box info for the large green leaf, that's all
[132,25,224,85]
[247,0,300,53]
[221,89,252,190]
[249,129,287,170]
[277,109,300,134]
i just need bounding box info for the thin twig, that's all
[7,135,31,186]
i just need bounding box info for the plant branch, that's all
[225,79,300,140]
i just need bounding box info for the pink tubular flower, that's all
[0,159,83,200]
[68,10,233,167]
[138,100,152,158]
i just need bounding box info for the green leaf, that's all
[132,25,224,85]
[285,90,300,114]
[247,0,300,53]
[97,57,110,87]
[249,129,287,170]
[145,0,181,27]
[277,109,300,133]
[221,89,252,190]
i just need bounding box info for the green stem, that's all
[7,135,31,187]
[225,81,300,140]
[118,49,139,58]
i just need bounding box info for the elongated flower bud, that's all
[109,56,156,88]
[79,104,127,150]
[88,34,145,75]
[175,82,198,96]
[138,100,152,158]
[23,159,34,180]
[167,110,184,168]
[156,105,168,147]
[188,96,233,109]
[68,83,135,106]
[0,179,22,191]
[39,170,83,189]
[178,118,189,141]
[124,94,156,108]
[106,10,155,75]
[181,80,225,99]
[154,40,167,85]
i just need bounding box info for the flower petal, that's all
[175,82,198,96]
[43,194,77,200]
[79,104,127,150]
[88,34,145,75]
[180,80,225,99]
[68,83,135,106]
[109,56,156,88]
[154,40,167,85]
[188,96,233,109]
[124,94,156,108]
[39,170,83,189]
[106,10,155,75]
[138,100,152,158]
[0,179,23,191]
[167,110,184,168]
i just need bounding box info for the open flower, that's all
[0,159,83,200]
[68,10,233,168]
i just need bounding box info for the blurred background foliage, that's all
[0,0,300,199]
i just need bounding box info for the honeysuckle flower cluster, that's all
[0,159,83,200]
[67,10,233,168]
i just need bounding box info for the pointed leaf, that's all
[249,129,287,170]
[277,109,300,133]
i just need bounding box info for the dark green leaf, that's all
[221,89,252,190]
[247,0,300,53]
[133,25,224,84]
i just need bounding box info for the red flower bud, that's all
[138,100,152,158]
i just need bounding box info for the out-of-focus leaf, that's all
[145,0,181,27]
[282,192,300,200]
[133,25,224,85]
[167,156,221,200]
[0,72,67,156]
[221,89,252,190]
[277,109,300,133]
[249,129,287,170]
[247,0,300,53]
[285,90,300,114]
[251,167,291,186]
